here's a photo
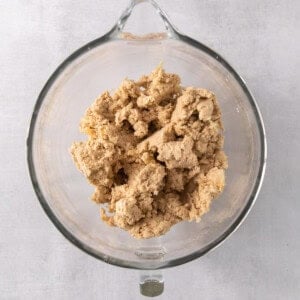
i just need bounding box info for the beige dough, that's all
[70,66,228,239]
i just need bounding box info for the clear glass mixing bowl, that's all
[27,0,266,296]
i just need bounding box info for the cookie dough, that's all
[70,66,228,239]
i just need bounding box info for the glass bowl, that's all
[27,0,266,296]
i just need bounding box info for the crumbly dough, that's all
[70,66,228,239]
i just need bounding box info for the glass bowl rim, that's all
[26,32,267,270]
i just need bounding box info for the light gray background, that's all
[1,0,299,299]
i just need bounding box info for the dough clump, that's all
[70,66,228,239]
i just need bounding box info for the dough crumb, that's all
[70,65,227,239]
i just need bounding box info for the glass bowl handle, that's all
[108,0,179,40]
[139,270,164,297]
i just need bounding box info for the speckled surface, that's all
[1,1,299,299]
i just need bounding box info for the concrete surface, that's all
[1,0,299,299]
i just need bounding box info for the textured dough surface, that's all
[70,66,228,239]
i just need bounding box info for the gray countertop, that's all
[1,0,299,299]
